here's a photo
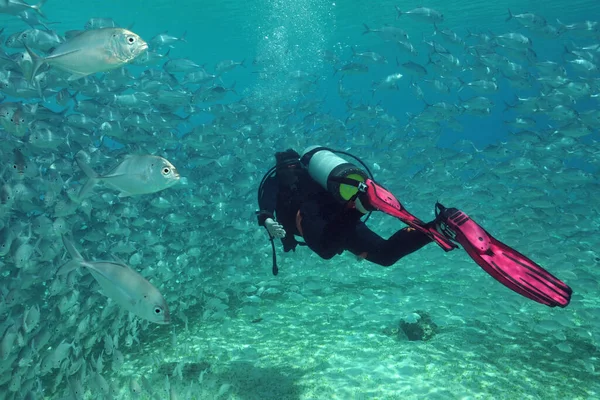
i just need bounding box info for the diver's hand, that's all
[264,218,285,239]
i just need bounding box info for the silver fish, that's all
[26,28,148,82]
[395,6,444,23]
[75,152,180,199]
[399,60,428,76]
[84,17,118,30]
[0,227,14,256]
[506,9,547,28]
[0,0,46,17]
[59,236,170,324]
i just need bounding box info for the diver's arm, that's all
[256,176,278,226]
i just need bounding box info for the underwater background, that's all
[0,0,599,399]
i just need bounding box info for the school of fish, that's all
[0,1,599,399]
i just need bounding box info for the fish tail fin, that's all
[33,0,47,19]
[75,151,99,179]
[506,9,513,22]
[24,44,44,83]
[362,24,371,35]
[33,78,44,101]
[395,6,403,19]
[77,179,97,201]
[58,235,84,275]
[180,31,187,43]
[75,151,99,200]
[62,235,84,261]
[57,260,81,275]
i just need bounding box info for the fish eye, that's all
[154,307,163,314]
[162,167,170,175]
[127,36,136,44]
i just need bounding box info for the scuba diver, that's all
[256,146,573,308]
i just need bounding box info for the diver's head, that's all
[275,149,301,185]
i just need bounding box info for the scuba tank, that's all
[300,146,370,204]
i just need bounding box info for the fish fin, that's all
[75,152,99,179]
[57,260,82,275]
[58,235,85,275]
[75,152,99,199]
[32,0,47,18]
[62,235,84,261]
[77,178,98,200]
[23,44,44,83]
[395,5,403,19]
[117,191,133,198]
[64,30,84,40]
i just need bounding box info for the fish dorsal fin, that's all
[64,30,85,40]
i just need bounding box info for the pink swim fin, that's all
[435,203,572,308]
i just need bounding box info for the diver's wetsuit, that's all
[257,167,433,267]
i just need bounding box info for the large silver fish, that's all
[26,27,148,81]
[76,152,180,199]
[59,236,170,325]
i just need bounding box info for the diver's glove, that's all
[264,218,286,239]
[256,210,274,226]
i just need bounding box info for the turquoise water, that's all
[0,0,599,399]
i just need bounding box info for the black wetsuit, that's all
[257,167,433,267]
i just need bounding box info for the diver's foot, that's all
[433,202,461,242]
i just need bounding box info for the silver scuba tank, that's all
[300,146,368,203]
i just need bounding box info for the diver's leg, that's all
[345,222,433,267]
